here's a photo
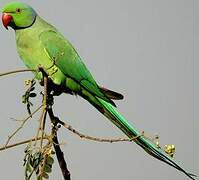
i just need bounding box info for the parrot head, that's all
[2,2,36,30]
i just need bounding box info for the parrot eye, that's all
[16,8,22,13]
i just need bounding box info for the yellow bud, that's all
[164,144,175,157]
[25,79,31,86]
[156,141,160,148]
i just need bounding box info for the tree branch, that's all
[34,70,48,147]
[57,118,143,143]
[48,102,71,180]
[0,67,161,180]
[37,66,71,180]
[40,77,48,148]
[0,69,36,77]
[4,105,43,147]
[0,136,49,152]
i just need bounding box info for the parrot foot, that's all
[44,51,65,76]
[46,63,58,78]
[47,65,58,77]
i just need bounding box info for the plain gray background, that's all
[0,0,198,179]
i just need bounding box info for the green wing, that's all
[39,30,114,105]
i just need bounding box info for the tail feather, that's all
[97,98,196,180]
[100,87,124,100]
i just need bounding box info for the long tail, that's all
[93,97,196,179]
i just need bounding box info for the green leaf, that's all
[34,152,42,159]
[29,93,37,98]
[42,172,49,179]
[24,144,31,153]
[46,156,54,165]
[36,176,42,180]
[28,101,33,106]
[30,87,35,92]
[26,162,32,173]
[44,164,52,173]
[22,95,27,104]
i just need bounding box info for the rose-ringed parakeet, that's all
[1,2,196,179]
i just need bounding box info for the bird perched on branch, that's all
[1,2,196,179]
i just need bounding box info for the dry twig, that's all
[0,69,36,77]
[4,105,43,147]
[0,136,49,152]
[57,118,143,143]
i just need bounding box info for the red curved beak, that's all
[2,13,13,29]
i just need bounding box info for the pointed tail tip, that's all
[188,173,197,180]
[136,136,197,180]
[96,98,197,180]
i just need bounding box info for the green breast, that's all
[15,16,66,85]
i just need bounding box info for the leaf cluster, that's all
[22,79,37,116]
[24,144,54,180]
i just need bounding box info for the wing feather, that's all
[39,30,115,106]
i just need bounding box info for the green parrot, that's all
[1,2,196,179]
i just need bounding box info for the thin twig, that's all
[0,136,49,152]
[57,118,143,143]
[34,71,48,147]
[4,105,43,147]
[34,103,47,147]
[0,69,36,77]
[40,76,48,148]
